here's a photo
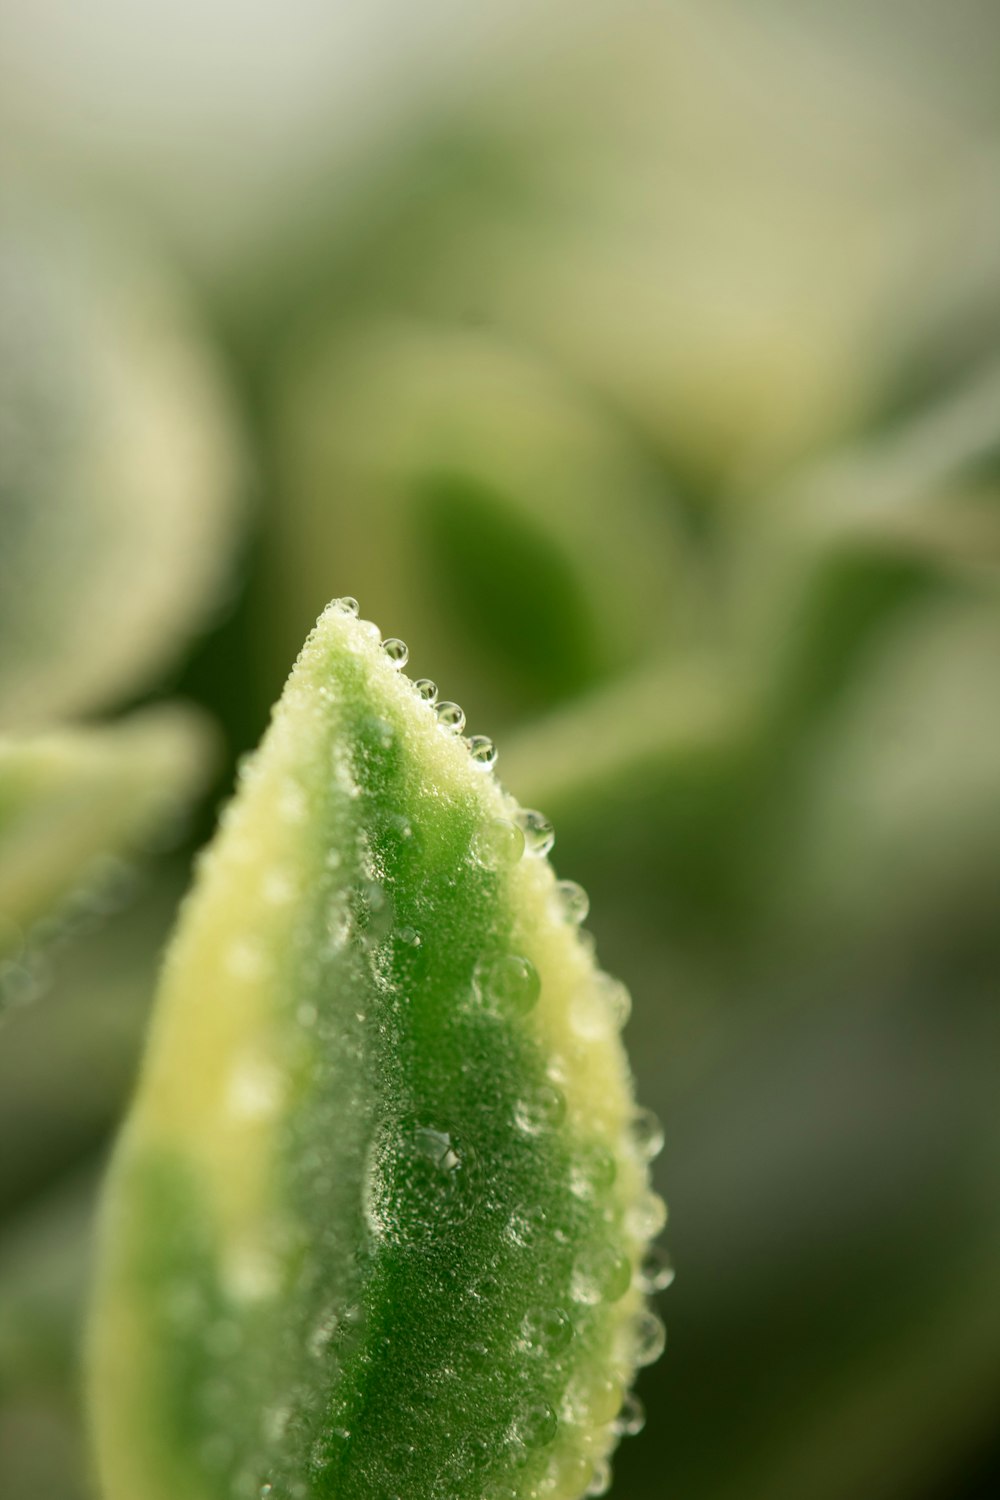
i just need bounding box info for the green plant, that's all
[87,600,667,1500]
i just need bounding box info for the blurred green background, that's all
[1,2,999,1497]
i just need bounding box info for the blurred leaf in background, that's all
[0,168,246,1500]
[0,708,215,1014]
[270,321,688,730]
[0,2,999,1499]
[0,190,245,728]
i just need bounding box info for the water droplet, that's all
[259,1485,274,1499]
[630,1107,664,1162]
[596,973,631,1028]
[514,1083,566,1135]
[414,1127,462,1172]
[358,881,393,949]
[393,925,427,978]
[615,1390,646,1437]
[330,597,359,617]
[571,1244,631,1304]
[628,1192,668,1239]
[561,1374,611,1427]
[516,1402,558,1447]
[471,818,525,868]
[474,953,540,1014]
[366,1125,479,1247]
[586,1458,613,1497]
[569,1144,617,1199]
[413,678,438,703]
[589,1376,625,1425]
[633,1309,667,1366]
[435,701,466,734]
[465,733,498,770]
[381,637,409,668]
[549,1453,594,1496]
[520,1306,574,1355]
[639,1243,675,1293]
[516,808,555,857]
[554,879,589,924]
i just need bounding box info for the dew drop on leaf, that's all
[639,1243,675,1294]
[513,1083,566,1134]
[586,1457,613,1497]
[473,951,541,1014]
[465,734,498,769]
[554,878,589,924]
[435,700,466,733]
[615,1389,646,1437]
[630,1106,665,1161]
[471,817,525,868]
[571,1244,632,1305]
[632,1309,667,1366]
[516,807,555,857]
[627,1191,668,1239]
[381,637,409,668]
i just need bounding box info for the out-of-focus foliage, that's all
[0,871,184,1500]
[271,323,686,729]
[0,193,244,728]
[0,869,186,1216]
[0,0,999,1498]
[0,710,215,1004]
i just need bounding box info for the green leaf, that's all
[735,357,1000,737]
[0,868,186,1216]
[0,193,244,727]
[500,658,738,826]
[776,594,1000,943]
[271,323,683,730]
[88,601,665,1500]
[0,706,217,1010]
